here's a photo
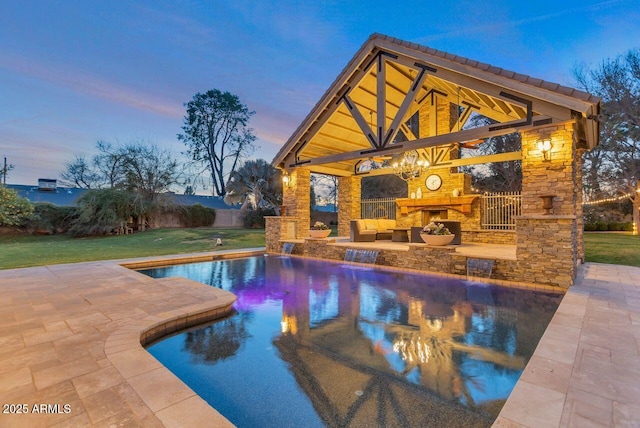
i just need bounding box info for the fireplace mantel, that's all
[396,195,480,215]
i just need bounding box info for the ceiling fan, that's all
[367,154,392,163]
[459,139,484,149]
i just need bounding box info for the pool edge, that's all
[104,249,269,427]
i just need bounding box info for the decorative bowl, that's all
[420,233,454,246]
[308,229,331,239]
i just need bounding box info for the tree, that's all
[60,155,101,189]
[1,157,14,185]
[461,115,522,192]
[178,89,257,197]
[69,189,136,236]
[223,159,282,210]
[61,141,179,196]
[309,180,317,211]
[93,141,127,189]
[361,175,407,199]
[0,186,34,227]
[574,49,640,233]
[118,142,178,201]
[61,141,180,234]
[311,174,339,211]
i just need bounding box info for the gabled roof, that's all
[273,33,600,176]
[8,184,89,206]
[8,184,233,209]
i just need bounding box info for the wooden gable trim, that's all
[275,34,600,170]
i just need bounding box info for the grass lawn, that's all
[1,228,638,270]
[0,228,265,269]
[583,232,640,268]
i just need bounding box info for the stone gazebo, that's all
[268,34,600,288]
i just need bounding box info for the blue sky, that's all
[1,0,638,193]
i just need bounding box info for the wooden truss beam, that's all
[340,53,432,150]
[383,63,429,146]
[376,54,386,147]
[288,121,525,168]
[357,150,522,177]
[387,48,574,123]
[342,94,378,148]
[377,39,593,115]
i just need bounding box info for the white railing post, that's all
[360,197,397,219]
[480,191,521,230]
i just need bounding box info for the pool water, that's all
[141,255,562,427]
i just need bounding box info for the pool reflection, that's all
[144,256,561,427]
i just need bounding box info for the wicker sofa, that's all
[350,219,397,242]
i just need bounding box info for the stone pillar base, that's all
[516,215,578,288]
[265,216,298,253]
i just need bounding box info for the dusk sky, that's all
[1,0,639,194]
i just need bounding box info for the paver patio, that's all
[496,262,640,427]
[0,250,638,427]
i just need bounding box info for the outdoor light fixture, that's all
[392,150,429,182]
[282,172,294,188]
[537,138,552,161]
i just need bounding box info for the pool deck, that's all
[0,250,638,427]
[495,262,640,427]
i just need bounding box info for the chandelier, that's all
[392,150,429,182]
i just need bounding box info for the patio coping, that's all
[0,248,263,427]
[0,250,638,427]
[495,262,640,427]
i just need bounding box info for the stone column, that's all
[521,123,580,216]
[517,122,583,287]
[282,168,310,238]
[337,175,362,237]
[410,95,455,198]
[265,216,298,254]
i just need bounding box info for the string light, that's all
[465,189,637,202]
[582,192,634,206]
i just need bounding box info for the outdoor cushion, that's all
[378,219,396,231]
[364,219,379,230]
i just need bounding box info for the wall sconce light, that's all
[282,172,294,188]
[537,138,552,161]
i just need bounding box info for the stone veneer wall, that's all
[516,122,583,287]
[515,216,577,286]
[521,124,579,216]
[282,168,311,238]
[418,94,455,138]
[398,172,481,232]
[265,216,293,253]
[278,239,520,283]
[337,175,362,237]
[462,230,516,245]
[407,172,471,203]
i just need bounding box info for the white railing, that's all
[480,192,521,230]
[361,198,397,219]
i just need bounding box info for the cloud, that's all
[0,115,42,127]
[0,54,183,118]
[417,0,625,43]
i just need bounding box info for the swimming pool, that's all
[141,255,562,427]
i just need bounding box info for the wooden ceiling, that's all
[273,34,600,176]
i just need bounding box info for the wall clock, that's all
[425,174,442,191]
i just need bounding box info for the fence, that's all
[480,192,521,230]
[361,198,397,219]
